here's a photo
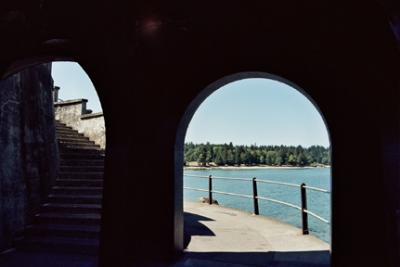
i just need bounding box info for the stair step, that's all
[21,120,104,256]
[58,139,94,145]
[17,236,99,255]
[42,203,102,213]
[48,194,102,204]
[59,144,101,150]
[26,224,100,239]
[59,153,105,160]
[56,132,87,138]
[55,122,73,128]
[55,121,70,126]
[59,148,103,155]
[56,179,103,187]
[59,172,104,179]
[60,159,104,166]
[52,186,103,195]
[35,213,101,225]
[55,125,74,131]
[56,128,80,134]
[60,166,104,172]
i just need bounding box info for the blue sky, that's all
[51,62,329,147]
[185,79,330,147]
[52,62,103,113]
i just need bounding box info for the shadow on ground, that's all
[182,212,330,267]
[0,212,330,267]
[0,251,97,267]
[184,212,215,249]
[174,251,331,267]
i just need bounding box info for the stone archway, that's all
[0,61,106,266]
[174,72,332,266]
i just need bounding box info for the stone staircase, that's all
[18,120,104,255]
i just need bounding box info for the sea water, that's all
[184,167,331,243]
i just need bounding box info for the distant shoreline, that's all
[184,165,331,170]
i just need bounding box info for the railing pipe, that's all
[303,185,330,193]
[211,190,252,198]
[300,183,309,235]
[184,173,330,229]
[208,175,213,205]
[255,179,299,188]
[304,210,330,224]
[212,176,252,182]
[252,177,259,215]
[257,196,301,210]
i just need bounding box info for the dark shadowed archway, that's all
[0,2,400,267]
[0,60,107,266]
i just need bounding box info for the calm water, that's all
[184,167,331,243]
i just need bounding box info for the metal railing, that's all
[184,174,330,235]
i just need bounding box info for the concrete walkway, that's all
[174,202,330,267]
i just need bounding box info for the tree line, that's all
[184,142,330,167]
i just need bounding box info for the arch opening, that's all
[0,61,105,266]
[175,72,332,266]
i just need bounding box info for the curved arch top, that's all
[174,71,333,252]
[176,71,332,154]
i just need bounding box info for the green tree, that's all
[234,149,240,165]
[214,150,224,165]
[226,149,234,165]
[184,142,330,167]
[265,151,276,165]
[297,152,308,166]
[288,154,297,166]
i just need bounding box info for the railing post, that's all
[252,177,259,215]
[300,183,309,235]
[208,175,213,205]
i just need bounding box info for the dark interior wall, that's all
[0,63,58,252]
[380,1,400,255]
[0,1,400,267]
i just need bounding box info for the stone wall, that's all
[0,63,58,252]
[54,100,105,149]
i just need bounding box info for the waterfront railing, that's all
[184,174,330,235]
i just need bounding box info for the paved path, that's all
[0,202,330,267]
[174,202,330,267]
